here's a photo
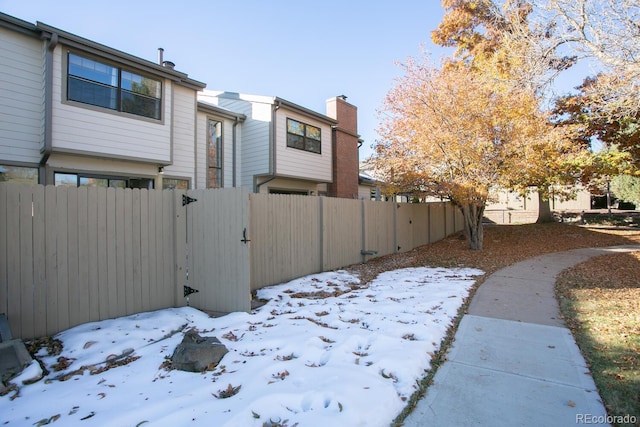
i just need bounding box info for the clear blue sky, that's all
[0,0,452,159]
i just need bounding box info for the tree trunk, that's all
[536,189,554,223]
[461,203,485,250]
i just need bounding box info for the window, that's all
[55,173,153,189]
[287,118,321,154]
[67,53,162,120]
[207,119,223,188]
[0,165,38,184]
[162,178,189,190]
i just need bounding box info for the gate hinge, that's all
[184,286,199,297]
[182,195,198,206]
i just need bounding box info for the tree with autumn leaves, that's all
[371,0,585,250]
[372,54,580,250]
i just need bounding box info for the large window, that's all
[287,118,321,154]
[55,172,153,189]
[207,119,223,188]
[67,53,162,120]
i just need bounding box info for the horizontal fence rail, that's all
[1,184,464,339]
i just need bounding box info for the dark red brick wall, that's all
[327,97,360,199]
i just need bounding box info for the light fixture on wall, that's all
[158,166,164,174]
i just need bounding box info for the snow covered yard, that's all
[1,266,483,427]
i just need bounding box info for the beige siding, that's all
[275,108,332,182]
[256,177,322,195]
[163,86,196,182]
[552,188,591,211]
[51,48,172,163]
[0,27,44,163]
[195,111,208,189]
[47,153,159,178]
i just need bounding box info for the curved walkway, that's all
[403,245,640,427]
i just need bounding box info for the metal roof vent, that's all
[157,48,175,69]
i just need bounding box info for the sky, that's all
[1,266,483,426]
[0,0,452,160]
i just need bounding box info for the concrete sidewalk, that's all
[403,245,640,427]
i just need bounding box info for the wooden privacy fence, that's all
[0,184,463,340]
[249,195,463,290]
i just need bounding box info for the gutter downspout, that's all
[39,32,58,185]
[255,99,280,193]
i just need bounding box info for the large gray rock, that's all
[171,330,228,372]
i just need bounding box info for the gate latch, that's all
[241,228,251,244]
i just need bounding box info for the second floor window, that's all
[208,119,222,188]
[67,52,162,120]
[287,118,321,154]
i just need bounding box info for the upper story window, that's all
[207,119,223,188]
[287,118,321,154]
[67,53,162,120]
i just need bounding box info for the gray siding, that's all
[0,27,44,164]
[163,85,197,182]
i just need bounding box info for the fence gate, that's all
[179,188,251,314]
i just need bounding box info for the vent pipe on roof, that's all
[158,48,176,69]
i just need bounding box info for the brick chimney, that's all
[326,95,360,198]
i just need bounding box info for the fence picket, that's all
[32,185,47,338]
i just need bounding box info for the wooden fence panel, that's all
[429,202,447,243]
[322,197,362,271]
[396,203,411,253]
[0,185,179,340]
[445,203,456,236]
[362,201,395,259]
[250,194,321,291]
[411,204,431,247]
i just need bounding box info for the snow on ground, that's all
[1,266,483,427]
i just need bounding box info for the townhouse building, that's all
[0,12,361,195]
